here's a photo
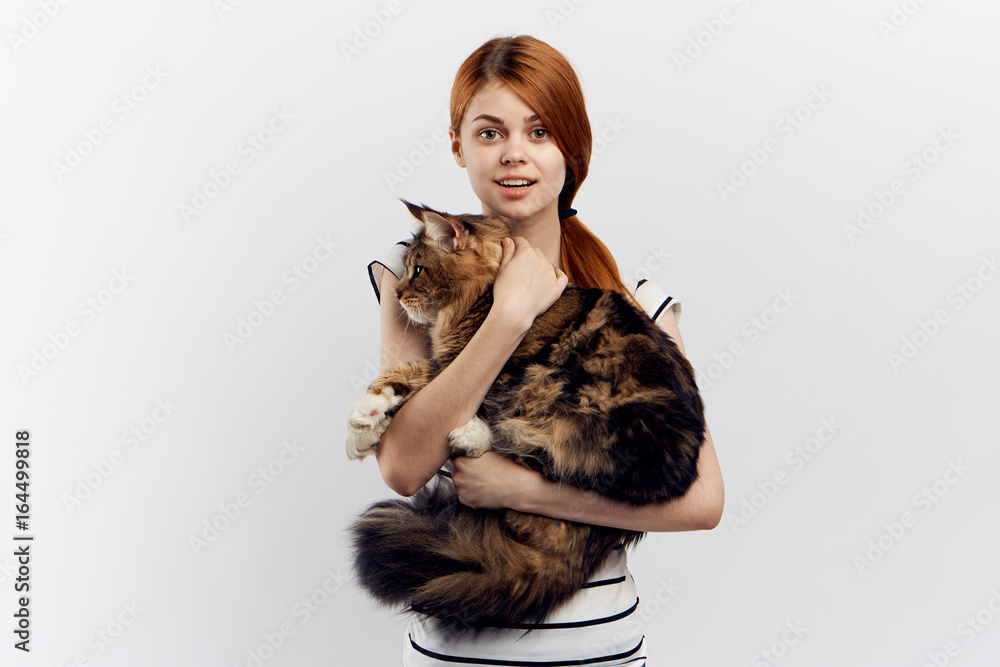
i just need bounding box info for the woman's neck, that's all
[498,210,563,271]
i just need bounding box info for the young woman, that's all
[366,35,724,667]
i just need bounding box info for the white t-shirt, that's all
[367,241,681,666]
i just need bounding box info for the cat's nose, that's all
[394,289,402,300]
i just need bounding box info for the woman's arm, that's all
[373,237,568,497]
[451,307,725,532]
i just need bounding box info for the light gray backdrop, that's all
[2,1,998,665]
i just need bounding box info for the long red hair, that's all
[450,35,631,297]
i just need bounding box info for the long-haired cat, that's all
[346,200,706,635]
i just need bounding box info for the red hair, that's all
[450,35,632,297]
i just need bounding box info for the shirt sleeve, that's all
[629,277,682,325]
[367,240,410,304]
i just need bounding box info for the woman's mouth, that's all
[496,178,536,198]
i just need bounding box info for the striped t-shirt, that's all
[367,241,681,666]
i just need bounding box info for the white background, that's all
[2,1,999,665]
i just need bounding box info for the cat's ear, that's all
[400,199,467,251]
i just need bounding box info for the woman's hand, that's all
[490,236,568,334]
[451,452,545,510]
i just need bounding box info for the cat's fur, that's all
[346,200,706,636]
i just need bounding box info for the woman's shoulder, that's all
[622,274,682,325]
[367,239,411,304]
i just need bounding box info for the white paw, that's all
[448,417,493,457]
[346,389,401,460]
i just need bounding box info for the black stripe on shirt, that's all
[580,575,626,589]
[480,597,639,631]
[408,634,645,666]
[651,296,673,323]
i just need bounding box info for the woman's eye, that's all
[532,128,549,139]
[479,129,499,140]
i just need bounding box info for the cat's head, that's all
[395,199,509,326]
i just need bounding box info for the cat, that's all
[346,199,706,636]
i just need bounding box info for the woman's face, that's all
[450,81,566,228]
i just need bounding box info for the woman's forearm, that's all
[513,427,725,532]
[376,309,528,496]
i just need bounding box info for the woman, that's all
[366,35,724,667]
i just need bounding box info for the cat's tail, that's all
[349,478,623,635]
[349,478,478,608]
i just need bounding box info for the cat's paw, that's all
[346,388,401,460]
[448,417,492,458]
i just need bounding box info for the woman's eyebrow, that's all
[470,113,541,124]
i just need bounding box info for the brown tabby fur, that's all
[347,200,706,637]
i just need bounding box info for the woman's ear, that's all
[449,126,466,168]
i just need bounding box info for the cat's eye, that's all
[413,265,424,278]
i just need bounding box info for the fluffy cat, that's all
[346,200,706,635]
